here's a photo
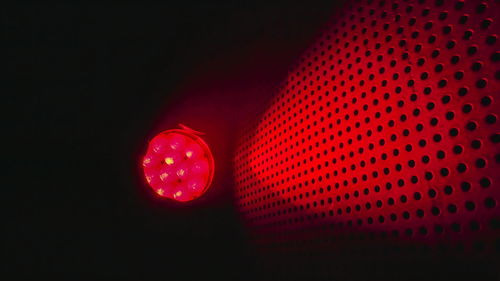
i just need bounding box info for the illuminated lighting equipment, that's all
[143,124,214,202]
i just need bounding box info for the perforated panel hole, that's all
[235,0,500,255]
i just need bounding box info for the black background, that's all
[3,2,339,280]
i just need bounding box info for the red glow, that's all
[234,0,500,253]
[143,125,214,202]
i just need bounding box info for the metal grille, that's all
[234,0,500,256]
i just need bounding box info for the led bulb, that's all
[176,164,189,179]
[149,135,171,154]
[191,160,209,175]
[142,126,214,202]
[166,134,187,151]
[142,154,161,168]
[159,166,176,183]
[184,142,204,159]
[162,151,182,166]
[186,177,205,193]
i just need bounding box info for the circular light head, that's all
[142,125,214,202]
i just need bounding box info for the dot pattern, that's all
[234,0,500,253]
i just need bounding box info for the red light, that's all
[233,0,500,254]
[143,125,214,202]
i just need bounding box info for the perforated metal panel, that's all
[234,0,500,257]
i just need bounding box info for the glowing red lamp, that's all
[142,124,214,202]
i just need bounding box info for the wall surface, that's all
[235,0,500,279]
